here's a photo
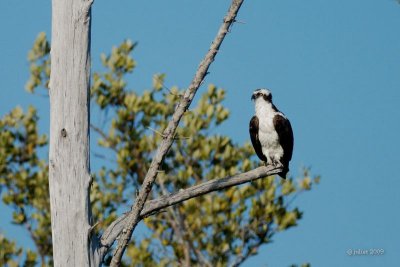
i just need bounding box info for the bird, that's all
[249,88,294,178]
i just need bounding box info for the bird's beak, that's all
[251,94,256,101]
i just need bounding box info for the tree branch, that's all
[142,166,281,217]
[99,165,282,257]
[106,1,245,265]
[229,222,272,267]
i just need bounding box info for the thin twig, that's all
[92,151,117,163]
[90,124,118,153]
[181,214,212,267]
[154,75,183,97]
[173,134,191,140]
[234,19,246,24]
[147,126,191,140]
[147,126,166,138]
[89,221,101,233]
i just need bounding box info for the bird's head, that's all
[251,88,272,103]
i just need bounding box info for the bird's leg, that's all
[271,158,284,169]
[265,155,272,167]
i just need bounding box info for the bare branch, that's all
[99,165,282,256]
[229,221,272,267]
[106,1,246,265]
[229,237,263,267]
[141,165,281,217]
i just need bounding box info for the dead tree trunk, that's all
[48,0,94,266]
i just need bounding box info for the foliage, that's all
[0,105,51,265]
[25,32,50,93]
[0,32,320,266]
[0,234,37,267]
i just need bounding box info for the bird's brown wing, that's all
[249,116,267,162]
[273,114,294,165]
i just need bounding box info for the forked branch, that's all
[104,0,245,265]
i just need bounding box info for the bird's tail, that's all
[278,166,289,179]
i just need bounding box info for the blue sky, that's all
[1,1,400,266]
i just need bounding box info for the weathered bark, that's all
[48,0,94,266]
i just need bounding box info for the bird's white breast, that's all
[255,100,284,161]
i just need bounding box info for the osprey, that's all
[249,89,294,178]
